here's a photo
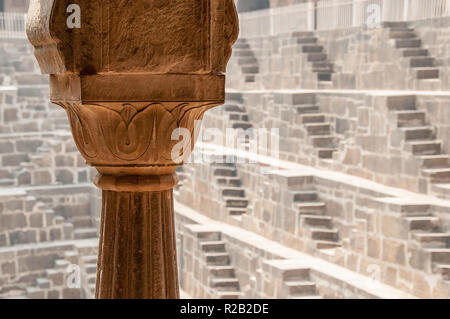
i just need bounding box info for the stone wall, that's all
[203,92,450,196]
[229,17,450,91]
[175,149,450,298]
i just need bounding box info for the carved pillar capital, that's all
[26,0,238,299]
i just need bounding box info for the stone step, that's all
[224,104,246,113]
[224,197,248,208]
[389,27,414,32]
[84,263,97,275]
[405,216,440,232]
[436,265,450,281]
[216,176,242,187]
[409,57,434,68]
[302,45,323,53]
[194,231,221,242]
[0,178,15,186]
[310,135,338,148]
[73,228,97,239]
[229,112,249,122]
[234,42,250,49]
[307,53,327,62]
[241,65,259,74]
[302,215,332,228]
[431,184,450,199]
[221,187,245,197]
[201,241,226,253]
[312,63,334,72]
[401,48,429,57]
[209,265,235,278]
[55,259,70,270]
[312,61,333,69]
[213,167,237,177]
[237,57,258,65]
[64,251,78,264]
[70,216,93,229]
[314,240,342,250]
[309,228,338,242]
[400,126,434,140]
[216,291,242,299]
[232,121,253,130]
[389,30,416,39]
[245,75,255,83]
[304,123,331,136]
[423,168,450,183]
[282,268,311,281]
[395,38,421,49]
[229,208,247,216]
[292,31,315,37]
[293,190,318,202]
[301,113,326,124]
[407,140,441,155]
[418,155,450,168]
[413,233,450,248]
[427,249,450,264]
[233,50,253,57]
[396,110,426,127]
[296,202,326,215]
[36,278,51,289]
[297,37,318,44]
[317,72,332,82]
[391,203,431,217]
[87,274,96,285]
[210,278,240,291]
[317,148,337,159]
[296,104,320,114]
[386,95,416,111]
[383,21,409,28]
[415,68,439,79]
[82,255,97,264]
[284,280,317,296]
[206,252,230,266]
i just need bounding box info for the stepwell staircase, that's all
[282,267,323,299]
[400,204,450,282]
[223,99,254,148]
[198,230,242,299]
[212,162,249,217]
[293,31,335,84]
[232,39,259,83]
[293,189,341,251]
[388,96,450,192]
[384,22,440,86]
[296,101,339,160]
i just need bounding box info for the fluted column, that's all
[94,174,179,299]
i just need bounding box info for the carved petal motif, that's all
[61,102,217,171]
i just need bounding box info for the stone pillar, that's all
[26,0,238,299]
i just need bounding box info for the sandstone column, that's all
[26,0,238,299]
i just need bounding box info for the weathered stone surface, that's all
[27,0,238,300]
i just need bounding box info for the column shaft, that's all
[95,189,179,299]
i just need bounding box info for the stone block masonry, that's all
[175,145,450,298]
[228,18,450,91]
[203,91,450,198]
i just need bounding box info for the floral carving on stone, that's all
[60,102,217,174]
